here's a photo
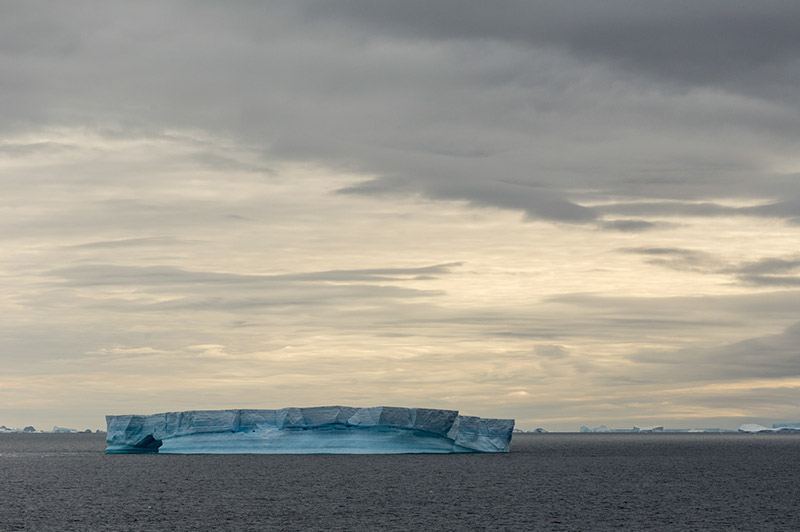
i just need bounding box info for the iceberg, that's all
[105,406,515,454]
[632,425,664,433]
[773,423,800,429]
[738,423,773,433]
[580,425,611,433]
[739,423,800,433]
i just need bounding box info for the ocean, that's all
[1,433,798,531]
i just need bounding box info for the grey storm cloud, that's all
[731,258,800,287]
[2,1,799,225]
[69,237,198,249]
[598,200,800,224]
[736,275,800,287]
[45,262,461,286]
[597,219,659,232]
[735,258,800,275]
[620,247,722,273]
[305,0,800,93]
[30,263,458,318]
[339,177,597,223]
[622,248,800,286]
[635,321,800,381]
[543,291,800,336]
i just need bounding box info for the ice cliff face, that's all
[106,406,514,454]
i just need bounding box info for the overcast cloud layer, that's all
[1,1,799,430]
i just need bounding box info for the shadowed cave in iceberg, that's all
[106,406,515,454]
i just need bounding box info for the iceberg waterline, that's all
[105,406,515,454]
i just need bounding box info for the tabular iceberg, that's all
[738,423,800,433]
[106,406,514,454]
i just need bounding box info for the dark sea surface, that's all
[1,433,799,531]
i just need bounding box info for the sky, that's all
[2,1,799,431]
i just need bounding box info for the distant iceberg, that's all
[580,425,610,433]
[738,423,800,433]
[106,406,515,454]
[632,425,664,433]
